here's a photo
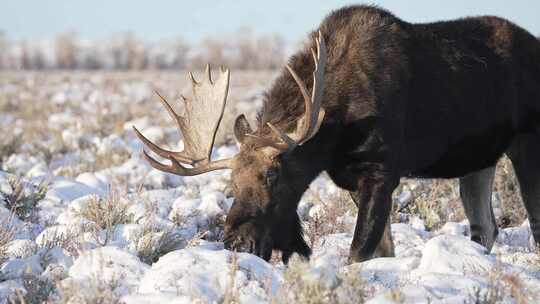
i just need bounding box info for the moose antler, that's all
[133,65,233,175]
[252,31,327,152]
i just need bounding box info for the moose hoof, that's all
[470,227,498,253]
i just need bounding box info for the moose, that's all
[134,5,540,263]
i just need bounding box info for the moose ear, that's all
[233,114,253,145]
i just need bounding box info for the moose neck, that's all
[281,129,336,211]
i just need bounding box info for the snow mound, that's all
[68,246,149,294]
[417,235,495,275]
[136,244,281,303]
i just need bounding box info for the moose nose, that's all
[223,232,273,261]
[223,234,235,250]
[224,234,255,253]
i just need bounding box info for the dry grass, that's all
[222,253,240,304]
[135,228,183,264]
[395,178,462,230]
[1,176,49,223]
[93,150,131,172]
[0,136,21,167]
[53,274,124,304]
[273,260,366,304]
[535,249,540,271]
[394,156,525,230]
[54,149,131,179]
[76,190,134,247]
[38,227,81,258]
[77,192,133,230]
[13,273,57,304]
[0,220,15,265]
[304,188,356,248]
[494,156,525,227]
[133,199,184,264]
[465,259,536,304]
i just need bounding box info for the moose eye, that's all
[266,168,279,187]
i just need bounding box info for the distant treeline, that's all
[0,29,287,70]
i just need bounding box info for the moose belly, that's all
[405,127,514,179]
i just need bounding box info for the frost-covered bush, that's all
[77,193,133,230]
[54,273,124,304]
[18,273,57,304]
[1,176,48,223]
[0,223,15,264]
[275,259,366,304]
[134,228,183,264]
[393,156,524,231]
[494,156,526,227]
[0,136,21,167]
[302,187,356,248]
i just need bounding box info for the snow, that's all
[1,255,43,280]
[135,244,280,303]
[2,168,540,303]
[0,71,539,303]
[5,240,38,259]
[68,246,149,295]
[0,280,24,304]
[41,247,74,280]
[416,235,495,275]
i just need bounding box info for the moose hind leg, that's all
[459,166,498,251]
[506,134,540,246]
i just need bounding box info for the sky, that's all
[1,0,539,43]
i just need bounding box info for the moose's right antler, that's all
[133,65,233,176]
[250,31,327,152]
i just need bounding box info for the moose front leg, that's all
[349,176,397,263]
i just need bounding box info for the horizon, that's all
[2,1,540,44]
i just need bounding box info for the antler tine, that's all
[267,123,297,148]
[305,31,327,143]
[132,126,195,165]
[155,90,183,131]
[286,65,312,112]
[205,64,213,84]
[246,134,289,151]
[189,72,198,86]
[142,150,232,176]
[132,91,197,164]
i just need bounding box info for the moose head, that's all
[133,32,326,263]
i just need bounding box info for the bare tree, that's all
[56,32,78,69]
[0,31,7,69]
[235,27,258,69]
[193,37,228,68]
[171,36,190,69]
[125,33,147,69]
[256,33,285,69]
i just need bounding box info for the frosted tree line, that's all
[0,28,287,70]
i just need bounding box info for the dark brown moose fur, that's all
[223,5,540,263]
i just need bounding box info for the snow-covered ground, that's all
[1,71,539,303]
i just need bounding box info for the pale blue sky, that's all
[1,0,539,42]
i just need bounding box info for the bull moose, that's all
[134,5,540,263]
